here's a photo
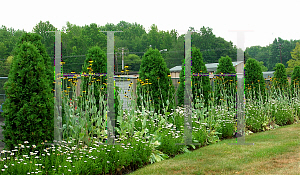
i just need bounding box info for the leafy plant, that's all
[2,40,53,153]
[137,48,175,113]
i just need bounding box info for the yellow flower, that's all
[168,75,171,77]
[124,66,129,69]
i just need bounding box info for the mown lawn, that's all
[130,122,300,175]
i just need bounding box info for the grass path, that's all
[130,122,300,175]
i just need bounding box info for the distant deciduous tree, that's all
[286,42,300,76]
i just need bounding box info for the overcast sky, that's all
[2,0,300,49]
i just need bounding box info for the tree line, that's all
[0,21,237,75]
[1,20,300,77]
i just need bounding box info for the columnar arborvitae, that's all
[137,48,175,113]
[81,46,107,105]
[14,33,53,89]
[214,56,236,105]
[244,58,266,102]
[2,41,54,152]
[80,46,120,116]
[176,60,185,107]
[272,63,288,94]
[177,47,211,108]
[290,66,300,96]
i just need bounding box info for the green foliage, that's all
[137,48,175,113]
[81,46,120,117]
[0,56,13,77]
[290,66,300,95]
[81,46,107,103]
[14,33,53,89]
[192,47,211,107]
[176,60,185,107]
[244,58,266,101]
[257,61,268,72]
[272,63,288,92]
[1,41,54,153]
[33,21,57,57]
[286,42,300,76]
[177,47,211,107]
[124,54,141,71]
[214,56,236,105]
[191,26,237,63]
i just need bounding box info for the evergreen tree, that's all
[137,48,175,113]
[81,46,107,106]
[2,42,54,152]
[272,63,288,93]
[214,56,236,105]
[80,46,120,116]
[290,66,300,96]
[177,47,211,107]
[177,60,185,107]
[244,58,266,101]
[14,33,53,89]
